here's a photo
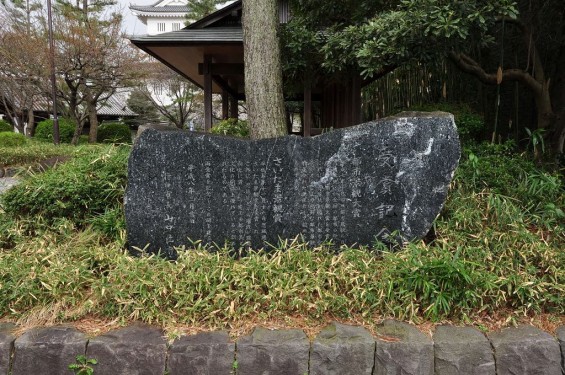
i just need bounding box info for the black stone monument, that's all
[125,112,460,258]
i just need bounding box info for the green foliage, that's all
[283,0,518,79]
[0,120,13,132]
[68,355,97,375]
[97,122,132,144]
[1,145,129,227]
[0,214,18,249]
[185,0,225,22]
[455,141,565,230]
[0,139,562,326]
[0,131,26,147]
[525,127,546,157]
[211,118,250,138]
[403,102,485,143]
[35,118,76,143]
[89,206,125,242]
[0,139,79,166]
[125,89,161,127]
[78,135,90,145]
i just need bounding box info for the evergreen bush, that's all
[0,132,26,147]
[97,122,132,144]
[405,103,484,143]
[1,146,129,226]
[35,118,76,143]
[211,118,250,138]
[0,120,13,132]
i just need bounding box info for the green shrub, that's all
[0,120,13,132]
[89,206,125,241]
[454,141,564,230]
[97,122,132,144]
[0,132,26,147]
[211,118,250,138]
[1,146,129,226]
[0,141,81,166]
[35,118,76,143]
[405,102,484,143]
[78,135,90,144]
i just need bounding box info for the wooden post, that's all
[204,55,212,132]
[230,95,238,119]
[229,79,238,119]
[304,84,312,137]
[222,90,229,119]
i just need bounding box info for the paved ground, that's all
[0,177,20,195]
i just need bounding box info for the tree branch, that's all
[448,51,542,94]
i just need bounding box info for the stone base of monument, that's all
[125,112,460,258]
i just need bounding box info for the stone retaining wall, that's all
[1,321,564,375]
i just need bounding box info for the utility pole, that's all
[46,0,60,144]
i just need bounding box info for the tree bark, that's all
[87,99,98,143]
[242,0,287,139]
[550,24,565,154]
[26,107,35,137]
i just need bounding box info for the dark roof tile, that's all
[130,27,242,43]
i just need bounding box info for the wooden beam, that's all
[204,55,212,132]
[212,75,239,99]
[198,63,245,76]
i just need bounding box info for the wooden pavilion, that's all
[130,0,366,136]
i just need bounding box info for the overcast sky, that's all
[117,0,154,35]
[116,0,236,35]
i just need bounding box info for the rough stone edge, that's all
[310,322,376,375]
[374,320,434,375]
[433,325,495,375]
[2,323,564,375]
[166,331,236,375]
[556,326,565,374]
[488,325,562,375]
[0,323,16,375]
[11,325,88,375]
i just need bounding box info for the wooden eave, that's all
[130,28,244,96]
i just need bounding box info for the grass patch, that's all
[0,139,563,330]
[0,139,88,166]
[1,145,128,227]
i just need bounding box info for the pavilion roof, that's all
[129,5,190,13]
[130,27,242,44]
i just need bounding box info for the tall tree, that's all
[126,88,162,127]
[185,0,224,22]
[53,0,143,143]
[242,0,286,139]
[0,4,47,135]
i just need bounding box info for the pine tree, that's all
[185,0,224,24]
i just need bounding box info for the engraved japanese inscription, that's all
[125,112,461,258]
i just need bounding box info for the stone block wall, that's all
[0,321,563,375]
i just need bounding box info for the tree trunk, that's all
[71,119,84,145]
[26,107,35,137]
[534,83,554,131]
[550,40,565,154]
[242,0,287,139]
[87,99,98,143]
